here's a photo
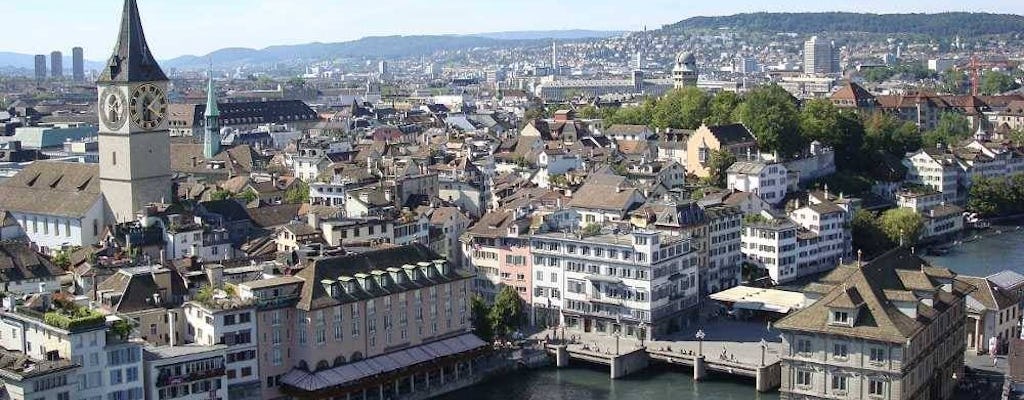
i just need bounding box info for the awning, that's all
[281,333,486,392]
[585,274,623,284]
[709,286,805,314]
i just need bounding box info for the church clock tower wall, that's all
[96,0,172,223]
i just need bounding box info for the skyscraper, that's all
[50,51,62,78]
[803,36,838,76]
[33,55,46,81]
[72,47,84,81]
[551,41,558,74]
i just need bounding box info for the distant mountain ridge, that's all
[665,12,1024,36]
[471,30,624,40]
[162,35,535,69]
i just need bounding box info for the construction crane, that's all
[963,56,1008,96]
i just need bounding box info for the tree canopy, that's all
[878,208,924,246]
[980,71,1021,95]
[733,84,803,157]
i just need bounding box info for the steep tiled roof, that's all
[778,248,974,343]
[0,161,101,218]
[97,0,167,83]
[707,124,756,146]
[567,173,644,212]
[0,242,64,284]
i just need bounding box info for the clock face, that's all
[129,83,167,130]
[99,87,127,131]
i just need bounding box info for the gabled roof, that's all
[0,161,101,218]
[830,81,877,105]
[706,124,756,146]
[97,0,167,83]
[778,248,974,343]
[0,242,64,284]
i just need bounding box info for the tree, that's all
[652,87,710,129]
[470,295,494,341]
[798,99,841,145]
[489,286,524,338]
[605,98,655,126]
[923,112,971,148]
[704,149,737,188]
[236,189,258,203]
[284,180,310,204]
[706,91,741,126]
[210,189,232,201]
[941,69,967,94]
[733,84,803,158]
[851,210,894,259]
[578,105,601,119]
[980,71,1021,95]
[878,208,924,246]
[862,112,921,157]
[833,111,867,170]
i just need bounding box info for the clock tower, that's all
[97,0,172,223]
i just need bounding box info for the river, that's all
[923,225,1024,277]
[441,227,1022,400]
[438,364,778,400]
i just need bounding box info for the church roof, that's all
[97,0,167,83]
[0,161,102,218]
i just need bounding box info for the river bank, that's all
[438,363,779,400]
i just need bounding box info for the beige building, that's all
[776,248,973,400]
[685,123,757,178]
[0,347,78,400]
[238,244,486,399]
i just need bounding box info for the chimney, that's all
[167,311,177,346]
[307,212,320,230]
[159,249,166,265]
[190,157,197,168]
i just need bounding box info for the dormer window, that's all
[833,311,849,325]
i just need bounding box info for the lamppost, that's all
[760,338,768,366]
[696,329,706,357]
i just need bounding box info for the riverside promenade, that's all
[532,320,783,392]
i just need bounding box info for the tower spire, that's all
[98,0,167,83]
[203,61,221,159]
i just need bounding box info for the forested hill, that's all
[664,12,1024,36]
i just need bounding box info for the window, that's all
[868,379,884,396]
[112,151,117,166]
[796,370,812,386]
[869,348,885,363]
[833,311,849,324]
[831,375,847,391]
[109,369,123,384]
[125,367,139,383]
[797,339,812,354]
[833,343,848,359]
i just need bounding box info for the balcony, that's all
[156,367,227,387]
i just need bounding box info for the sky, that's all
[7,0,1024,60]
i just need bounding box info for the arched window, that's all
[333,356,345,367]
[297,360,309,371]
[351,351,363,362]
[315,360,330,371]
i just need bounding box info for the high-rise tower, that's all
[96,0,172,222]
[203,68,221,159]
[72,47,85,81]
[50,51,63,78]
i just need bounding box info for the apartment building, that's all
[0,347,78,400]
[903,149,965,203]
[960,275,1020,355]
[742,199,851,284]
[530,229,699,340]
[776,249,971,400]
[0,296,145,400]
[182,301,260,399]
[238,244,486,399]
[727,161,789,206]
[629,201,743,295]
[142,345,228,400]
[235,276,303,400]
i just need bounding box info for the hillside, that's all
[665,12,1024,36]
[163,35,533,69]
[473,30,624,40]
